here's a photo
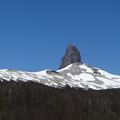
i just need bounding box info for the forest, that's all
[0,80,120,120]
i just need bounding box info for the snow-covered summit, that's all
[0,63,120,90]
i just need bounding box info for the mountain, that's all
[0,62,120,90]
[0,45,120,90]
[59,44,82,69]
[0,45,120,120]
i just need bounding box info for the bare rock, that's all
[59,44,82,69]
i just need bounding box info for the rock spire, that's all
[59,44,82,69]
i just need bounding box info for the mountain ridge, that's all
[0,45,120,90]
[0,62,120,90]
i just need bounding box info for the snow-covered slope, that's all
[0,63,120,90]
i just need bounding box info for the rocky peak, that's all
[59,44,82,69]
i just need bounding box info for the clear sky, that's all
[0,0,120,74]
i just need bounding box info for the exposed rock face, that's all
[59,44,82,69]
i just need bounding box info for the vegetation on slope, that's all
[0,81,120,120]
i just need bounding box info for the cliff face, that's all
[59,44,82,69]
[0,81,120,120]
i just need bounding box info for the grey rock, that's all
[46,70,59,75]
[59,44,82,69]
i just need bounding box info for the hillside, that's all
[0,81,120,120]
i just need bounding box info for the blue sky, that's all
[0,0,120,74]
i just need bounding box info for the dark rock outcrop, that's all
[59,44,82,69]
